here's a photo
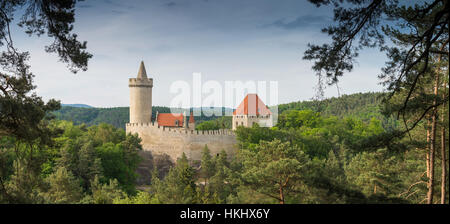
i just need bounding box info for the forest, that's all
[54,92,392,131]
[1,90,448,203]
[0,0,448,204]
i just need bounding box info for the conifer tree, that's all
[40,167,83,204]
[304,0,448,204]
[240,139,308,204]
[152,153,197,204]
[200,145,215,185]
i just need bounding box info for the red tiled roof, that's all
[157,113,184,127]
[233,94,272,116]
[189,111,195,123]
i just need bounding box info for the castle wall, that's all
[232,115,273,130]
[126,122,237,162]
[232,115,247,130]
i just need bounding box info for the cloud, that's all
[266,15,330,30]
[165,2,176,7]
[22,0,383,107]
[103,0,135,9]
[111,10,126,15]
[78,4,93,8]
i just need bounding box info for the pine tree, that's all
[90,176,126,204]
[152,153,197,204]
[200,145,215,185]
[240,139,309,204]
[40,167,83,204]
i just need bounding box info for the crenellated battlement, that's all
[126,122,235,136]
[126,121,237,162]
[129,78,153,87]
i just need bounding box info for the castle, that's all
[232,94,273,130]
[126,61,273,162]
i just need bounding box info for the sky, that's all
[12,0,387,108]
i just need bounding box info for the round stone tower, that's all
[129,61,153,124]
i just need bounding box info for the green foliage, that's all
[1,94,445,205]
[277,110,323,129]
[56,139,103,191]
[200,145,215,182]
[196,116,232,130]
[239,139,309,204]
[3,160,45,204]
[0,120,142,204]
[232,108,417,203]
[113,191,159,204]
[345,148,403,197]
[151,153,197,204]
[1,0,447,205]
[53,107,130,130]
[302,0,448,205]
[90,176,126,204]
[40,167,83,204]
[1,0,91,150]
[209,150,232,203]
[278,92,398,129]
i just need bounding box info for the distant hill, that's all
[53,106,234,129]
[278,92,398,129]
[278,92,385,117]
[61,104,93,108]
[54,92,396,130]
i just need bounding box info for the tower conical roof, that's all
[189,111,195,123]
[137,61,147,79]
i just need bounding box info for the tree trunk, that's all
[427,127,430,179]
[441,114,447,204]
[279,184,285,204]
[441,79,447,204]
[427,109,436,204]
[427,64,440,204]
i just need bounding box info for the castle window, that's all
[175,120,179,126]
[236,121,238,127]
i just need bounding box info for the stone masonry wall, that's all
[126,122,237,162]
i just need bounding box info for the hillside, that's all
[278,92,398,129]
[54,106,131,129]
[53,106,233,129]
[61,104,93,108]
[54,92,395,129]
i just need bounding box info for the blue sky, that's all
[13,0,387,107]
